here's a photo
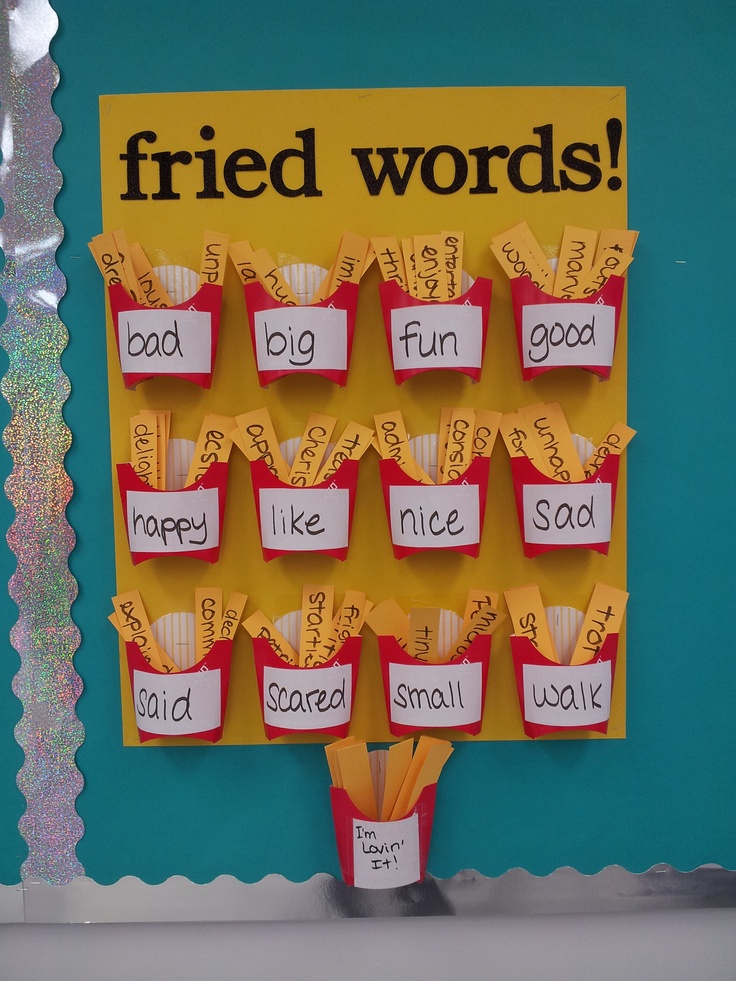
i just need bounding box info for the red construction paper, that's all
[379,455,490,559]
[251,636,361,740]
[109,281,223,389]
[510,633,618,738]
[125,637,233,743]
[379,277,492,384]
[244,279,359,386]
[249,457,359,561]
[330,783,437,888]
[510,274,625,380]
[377,634,492,736]
[116,460,229,565]
[510,452,620,557]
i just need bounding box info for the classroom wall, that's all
[1,1,735,977]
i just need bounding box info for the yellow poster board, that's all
[98,86,628,744]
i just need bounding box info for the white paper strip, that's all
[118,308,212,374]
[263,664,352,730]
[254,306,348,372]
[259,487,349,551]
[390,303,483,369]
[389,661,483,728]
[126,487,220,553]
[522,482,611,545]
[521,302,615,368]
[353,813,421,889]
[389,483,480,548]
[522,660,612,727]
[132,668,221,736]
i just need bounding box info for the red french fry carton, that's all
[378,634,491,737]
[510,274,625,381]
[379,455,490,559]
[510,452,620,558]
[125,638,232,743]
[510,633,618,739]
[379,277,492,384]
[252,636,361,740]
[108,281,223,389]
[249,458,359,561]
[117,460,229,565]
[330,783,437,888]
[244,280,359,386]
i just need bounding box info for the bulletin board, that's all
[1,0,735,903]
[100,86,628,747]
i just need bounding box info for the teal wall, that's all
[1,0,733,884]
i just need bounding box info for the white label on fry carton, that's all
[522,482,612,546]
[133,668,221,736]
[119,309,212,374]
[521,303,615,369]
[263,663,352,730]
[127,487,220,554]
[390,304,483,370]
[259,487,350,551]
[389,484,480,549]
[254,307,348,372]
[353,813,420,889]
[389,661,482,728]
[522,660,612,727]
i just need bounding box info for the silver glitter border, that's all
[0,865,735,923]
[0,0,84,884]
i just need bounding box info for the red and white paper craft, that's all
[125,638,232,743]
[116,460,229,565]
[330,783,437,888]
[378,634,491,736]
[249,458,359,561]
[251,636,361,740]
[379,456,490,559]
[244,280,359,387]
[379,277,492,384]
[510,633,618,739]
[108,281,223,389]
[510,452,620,558]
[510,274,625,381]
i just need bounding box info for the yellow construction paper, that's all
[99,86,628,744]
[408,607,442,662]
[380,738,415,821]
[505,584,560,664]
[299,584,335,666]
[553,225,598,298]
[570,582,629,666]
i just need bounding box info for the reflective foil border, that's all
[0,0,84,884]
[0,0,734,920]
[0,866,735,923]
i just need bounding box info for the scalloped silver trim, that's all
[0,865,734,923]
[0,0,85,885]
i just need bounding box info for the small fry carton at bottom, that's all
[108,279,223,390]
[117,460,229,564]
[249,458,359,561]
[244,279,359,387]
[510,452,620,557]
[126,638,233,743]
[510,633,618,739]
[252,636,362,740]
[510,274,626,381]
[379,276,493,384]
[327,736,452,888]
[379,455,490,559]
[378,634,492,736]
[330,783,437,889]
